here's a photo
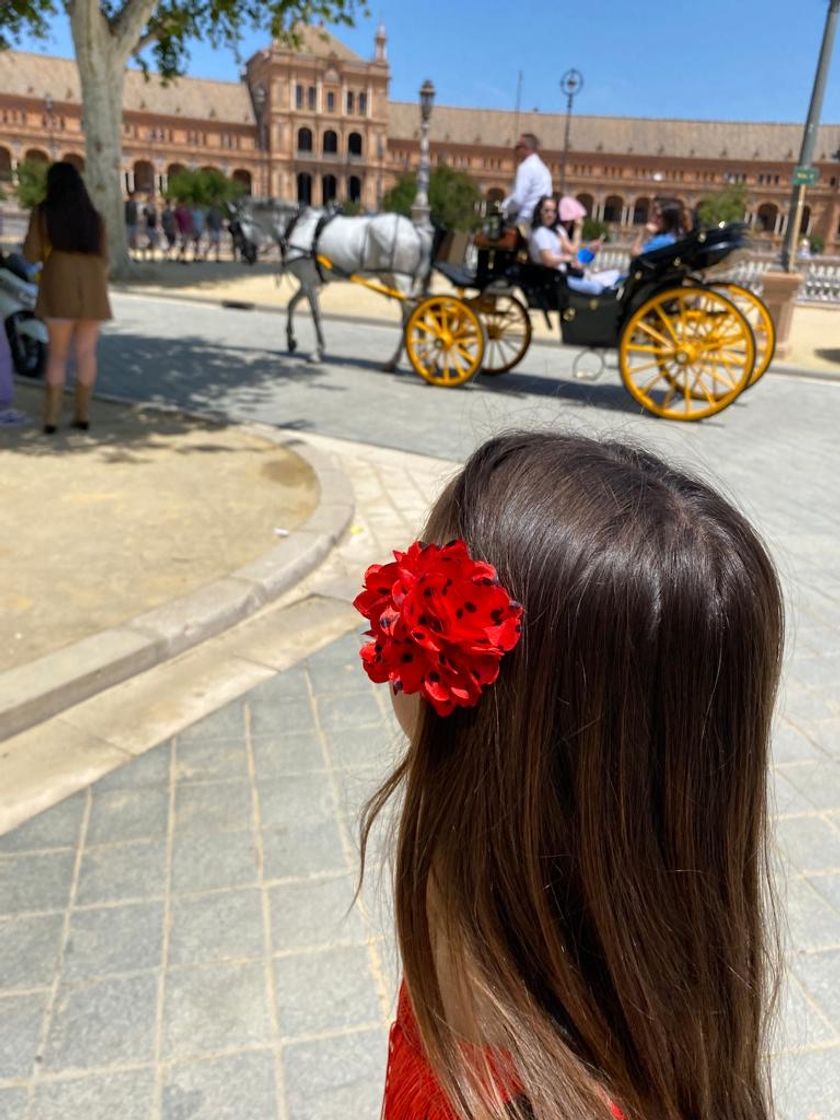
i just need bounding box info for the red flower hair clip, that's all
[353,540,524,717]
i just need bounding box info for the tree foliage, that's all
[165,166,244,205]
[382,164,483,232]
[582,217,609,242]
[15,158,48,209]
[697,183,747,228]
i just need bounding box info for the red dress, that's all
[382,984,625,1120]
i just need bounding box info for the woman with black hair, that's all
[23,161,112,433]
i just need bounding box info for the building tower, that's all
[374,22,387,63]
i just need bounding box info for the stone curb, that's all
[113,285,840,384]
[0,401,355,743]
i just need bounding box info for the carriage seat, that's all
[435,260,478,289]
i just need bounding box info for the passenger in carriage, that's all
[630,197,686,256]
[529,196,622,295]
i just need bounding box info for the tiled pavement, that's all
[1,624,840,1119]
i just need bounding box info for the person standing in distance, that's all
[501,133,552,231]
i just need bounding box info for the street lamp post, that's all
[411,79,435,232]
[251,84,269,198]
[780,0,840,271]
[559,69,583,197]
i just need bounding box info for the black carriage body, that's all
[446,222,750,349]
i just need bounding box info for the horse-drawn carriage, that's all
[403,222,775,422]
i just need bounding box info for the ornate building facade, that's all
[2,24,840,245]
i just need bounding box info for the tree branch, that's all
[112,0,159,59]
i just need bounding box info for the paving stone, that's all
[771,771,819,817]
[269,875,366,952]
[772,722,825,765]
[257,772,337,827]
[87,787,169,845]
[261,819,347,880]
[773,973,837,1051]
[247,665,309,702]
[773,1047,840,1120]
[316,693,384,733]
[162,961,272,1058]
[0,851,75,915]
[77,839,166,905]
[63,902,164,981]
[31,1067,156,1120]
[174,781,252,836]
[170,829,258,894]
[0,793,86,853]
[306,658,375,696]
[780,685,839,725]
[251,733,325,777]
[176,703,246,744]
[775,816,840,874]
[0,991,47,1078]
[0,1088,28,1120]
[275,944,381,1038]
[250,695,316,738]
[807,873,840,914]
[306,638,365,668]
[168,888,264,965]
[791,949,840,1031]
[324,724,395,770]
[162,1049,277,1120]
[779,760,840,812]
[782,876,840,953]
[283,1027,388,1120]
[93,746,172,791]
[44,973,158,1070]
[175,738,249,783]
[0,912,64,990]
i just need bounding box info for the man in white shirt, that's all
[501,133,553,229]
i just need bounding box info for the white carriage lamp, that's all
[412,80,436,232]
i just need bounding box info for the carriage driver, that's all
[501,133,553,231]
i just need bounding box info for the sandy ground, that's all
[116,259,840,372]
[0,383,319,671]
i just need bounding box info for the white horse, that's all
[241,200,433,368]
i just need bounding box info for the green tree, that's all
[0,2,363,275]
[809,232,825,255]
[697,183,747,228]
[582,217,609,242]
[15,159,49,209]
[383,164,483,232]
[165,167,244,206]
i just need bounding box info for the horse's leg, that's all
[306,283,327,363]
[286,285,305,353]
[383,277,415,372]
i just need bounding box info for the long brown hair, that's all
[360,432,783,1120]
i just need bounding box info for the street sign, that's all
[792,165,820,186]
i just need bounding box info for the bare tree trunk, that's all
[69,0,158,278]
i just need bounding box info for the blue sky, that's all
[13,0,840,123]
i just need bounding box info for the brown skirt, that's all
[35,250,112,321]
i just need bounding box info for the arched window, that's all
[322,174,337,204]
[295,84,303,109]
[346,90,355,114]
[308,86,316,111]
[167,162,185,180]
[63,152,85,172]
[327,91,336,113]
[24,148,49,164]
[348,132,363,158]
[323,130,338,155]
[297,172,313,205]
[359,92,368,115]
[348,175,362,203]
[486,187,505,204]
[632,197,651,225]
[232,169,252,195]
[576,193,594,216]
[133,159,155,193]
[603,195,624,224]
[297,127,313,153]
[0,146,13,183]
[801,205,812,235]
[756,203,778,233]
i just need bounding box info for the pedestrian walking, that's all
[205,203,224,262]
[23,161,112,433]
[174,201,192,262]
[355,431,784,1120]
[143,195,159,260]
[191,204,206,260]
[161,201,177,260]
[124,190,139,258]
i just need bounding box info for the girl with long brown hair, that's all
[355,432,784,1120]
[23,160,112,433]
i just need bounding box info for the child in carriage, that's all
[355,430,783,1120]
[529,196,623,294]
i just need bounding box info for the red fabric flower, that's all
[353,540,523,717]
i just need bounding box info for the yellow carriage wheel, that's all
[405,296,485,387]
[619,286,755,421]
[715,282,776,387]
[470,293,532,375]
